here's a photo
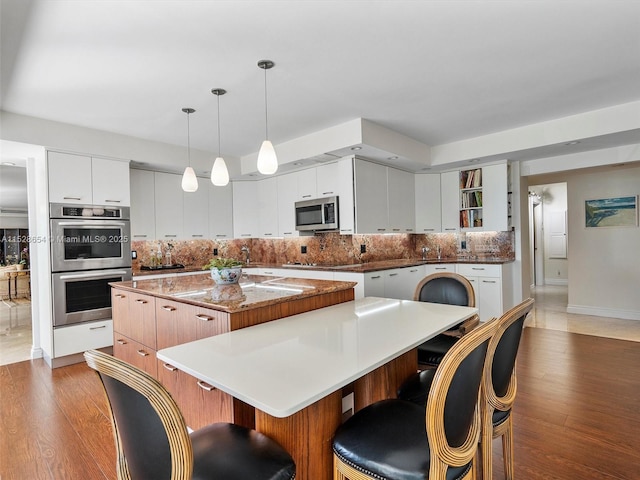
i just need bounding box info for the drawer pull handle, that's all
[472,267,485,271]
[392,229,400,232]
[423,229,435,231]
[482,280,497,284]
[63,196,82,201]
[133,234,148,238]
[196,314,213,322]
[116,339,127,345]
[163,363,177,372]
[389,273,398,277]
[104,199,121,203]
[302,195,312,198]
[444,228,457,231]
[410,269,417,272]
[162,305,176,312]
[435,267,447,270]
[115,294,126,299]
[164,234,177,238]
[215,234,227,238]
[321,191,334,195]
[89,325,106,330]
[263,271,274,275]
[377,228,386,232]
[197,381,215,391]
[370,275,381,279]
[136,350,149,357]
[135,299,148,304]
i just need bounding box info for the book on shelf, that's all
[473,168,481,187]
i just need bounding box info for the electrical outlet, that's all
[131,250,137,259]
[213,248,218,256]
[360,244,366,254]
[301,245,307,254]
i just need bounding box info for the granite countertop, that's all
[111,273,356,313]
[133,256,514,278]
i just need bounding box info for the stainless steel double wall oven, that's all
[50,203,132,328]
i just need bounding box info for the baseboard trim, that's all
[545,278,568,286]
[30,347,43,359]
[567,304,640,321]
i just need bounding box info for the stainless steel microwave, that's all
[295,196,339,231]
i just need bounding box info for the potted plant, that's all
[203,258,244,284]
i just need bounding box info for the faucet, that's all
[241,245,250,264]
[421,246,430,261]
[437,245,441,260]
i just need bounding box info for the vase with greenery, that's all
[203,258,244,284]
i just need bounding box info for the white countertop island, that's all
[157,297,478,480]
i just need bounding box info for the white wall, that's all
[566,165,640,320]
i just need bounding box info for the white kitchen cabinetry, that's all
[440,171,460,232]
[333,271,365,299]
[277,173,299,237]
[233,181,258,238]
[415,174,441,233]
[53,320,113,357]
[364,271,385,297]
[257,177,279,237]
[130,169,156,240]
[297,168,317,201]
[183,182,209,239]
[424,263,456,275]
[208,182,234,239]
[456,263,512,321]
[387,167,415,233]
[336,158,355,235]
[479,163,509,232]
[48,151,130,206]
[354,159,388,233]
[154,172,184,240]
[384,265,424,300]
[316,162,340,197]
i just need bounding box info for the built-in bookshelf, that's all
[459,168,483,229]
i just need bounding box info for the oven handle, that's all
[56,220,128,227]
[57,270,130,281]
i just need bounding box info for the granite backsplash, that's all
[131,231,515,273]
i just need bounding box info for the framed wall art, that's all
[585,195,638,228]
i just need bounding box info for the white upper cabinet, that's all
[354,159,388,233]
[48,151,130,206]
[480,163,509,232]
[387,167,415,233]
[154,172,184,240]
[316,162,339,197]
[297,168,317,201]
[257,177,279,237]
[336,157,355,235]
[183,182,209,239]
[277,173,299,237]
[208,182,233,239]
[440,170,460,232]
[415,174,442,233]
[130,169,156,241]
[233,181,258,238]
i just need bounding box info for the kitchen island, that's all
[109,272,355,429]
[158,298,478,480]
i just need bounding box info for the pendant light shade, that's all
[210,88,230,186]
[181,107,198,192]
[257,60,278,175]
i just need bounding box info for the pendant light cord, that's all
[187,111,192,167]
[217,93,222,157]
[263,66,269,140]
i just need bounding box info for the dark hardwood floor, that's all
[1,327,639,479]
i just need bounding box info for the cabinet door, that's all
[232,181,258,238]
[156,299,229,350]
[481,163,509,232]
[130,169,156,240]
[424,263,456,275]
[128,292,157,349]
[354,159,388,233]
[478,277,502,321]
[183,183,209,239]
[387,167,415,233]
[384,268,405,299]
[54,320,113,357]
[257,177,279,237]
[111,288,131,337]
[440,171,460,232]
[47,151,93,204]
[316,162,339,197]
[92,158,131,206]
[364,271,385,297]
[208,182,234,239]
[113,334,157,377]
[297,168,317,200]
[415,174,442,233]
[277,173,299,237]
[154,172,184,239]
[403,265,426,300]
[337,157,355,235]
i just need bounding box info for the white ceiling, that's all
[1,0,640,176]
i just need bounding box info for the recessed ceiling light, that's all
[468,159,479,163]
[293,162,302,166]
[351,146,362,151]
[387,156,398,161]
[420,167,432,171]
[1,161,16,166]
[564,141,580,146]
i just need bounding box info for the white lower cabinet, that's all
[456,264,512,321]
[364,271,385,297]
[53,320,113,357]
[424,263,456,275]
[363,266,426,300]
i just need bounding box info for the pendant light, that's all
[181,107,198,192]
[210,88,230,186]
[257,59,278,175]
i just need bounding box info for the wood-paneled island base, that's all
[110,273,355,430]
[157,298,478,479]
